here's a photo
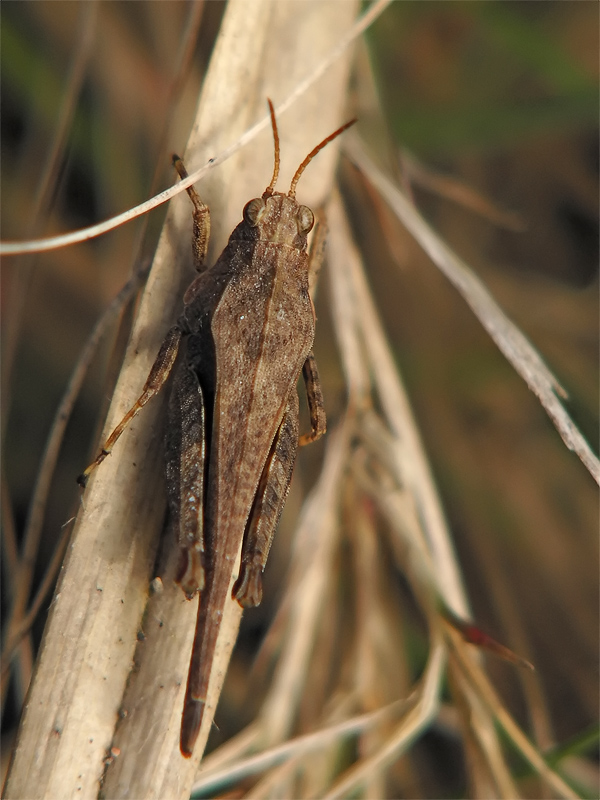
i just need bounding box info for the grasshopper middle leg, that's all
[298,351,326,446]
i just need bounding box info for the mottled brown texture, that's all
[177,189,324,757]
[75,104,356,759]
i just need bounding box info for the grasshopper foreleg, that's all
[79,157,211,489]
[172,156,210,272]
[77,325,183,486]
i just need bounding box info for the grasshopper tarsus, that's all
[232,565,263,608]
[76,448,109,487]
[298,429,324,447]
[176,546,205,600]
[172,154,187,177]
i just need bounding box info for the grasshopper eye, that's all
[243,198,266,226]
[297,205,314,234]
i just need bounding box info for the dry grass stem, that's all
[323,638,447,800]
[327,191,470,616]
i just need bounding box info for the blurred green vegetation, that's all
[369,2,598,154]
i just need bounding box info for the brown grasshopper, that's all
[78,101,355,757]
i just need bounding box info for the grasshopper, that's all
[78,101,355,757]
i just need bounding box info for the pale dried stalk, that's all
[238,695,370,799]
[5,2,363,799]
[454,669,520,798]
[323,636,447,800]
[1,264,150,674]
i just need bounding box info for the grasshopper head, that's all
[239,192,314,249]
[233,100,355,250]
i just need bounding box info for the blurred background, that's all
[1,2,598,796]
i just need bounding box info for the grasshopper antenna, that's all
[264,98,280,196]
[288,116,357,199]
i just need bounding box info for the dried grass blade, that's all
[399,149,526,231]
[345,134,600,486]
[454,671,521,798]
[323,637,446,800]
[449,631,580,799]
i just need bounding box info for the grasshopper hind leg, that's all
[233,391,300,608]
[165,362,207,599]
